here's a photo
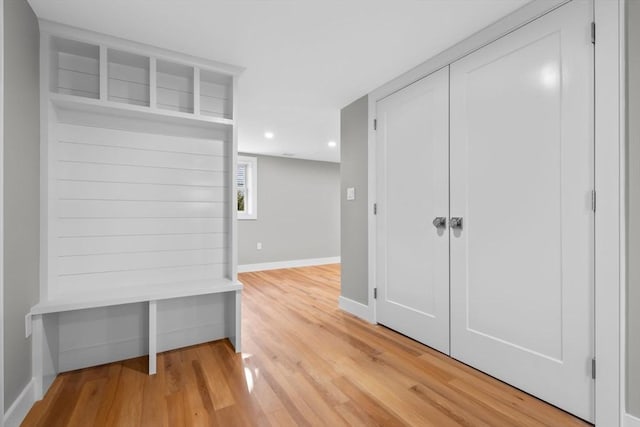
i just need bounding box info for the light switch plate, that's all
[347,187,356,201]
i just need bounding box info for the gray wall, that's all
[237,154,339,265]
[4,0,40,408]
[339,96,368,304]
[627,0,640,416]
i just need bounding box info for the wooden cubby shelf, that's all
[156,60,194,114]
[200,69,233,119]
[46,29,236,126]
[51,37,100,99]
[107,48,150,107]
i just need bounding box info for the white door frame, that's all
[366,0,624,425]
[593,1,624,425]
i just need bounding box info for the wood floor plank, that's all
[21,372,66,427]
[139,372,168,427]
[65,377,108,427]
[103,357,145,426]
[22,265,591,426]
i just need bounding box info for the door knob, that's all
[450,217,463,229]
[432,217,447,229]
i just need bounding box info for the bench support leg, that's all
[226,290,241,353]
[31,313,59,400]
[148,300,157,375]
[32,314,44,400]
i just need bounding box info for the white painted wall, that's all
[3,0,39,413]
[340,96,368,305]
[237,153,340,267]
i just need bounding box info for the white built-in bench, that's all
[32,21,243,400]
[30,279,242,399]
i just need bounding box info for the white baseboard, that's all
[626,412,640,427]
[338,296,375,324]
[238,256,340,273]
[4,378,36,427]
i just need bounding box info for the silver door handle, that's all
[450,217,463,229]
[432,217,447,229]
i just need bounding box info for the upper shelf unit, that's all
[47,31,238,127]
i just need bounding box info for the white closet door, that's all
[376,67,449,354]
[449,0,594,421]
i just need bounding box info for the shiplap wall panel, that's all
[58,248,227,275]
[157,294,227,352]
[57,52,99,98]
[58,233,227,256]
[157,71,194,113]
[200,81,229,99]
[57,142,226,171]
[57,200,224,218]
[57,162,225,187]
[57,218,226,238]
[58,125,227,155]
[157,88,193,113]
[57,181,226,202]
[57,71,99,98]
[57,303,147,372]
[108,79,149,106]
[200,96,228,118]
[57,294,228,372]
[51,123,228,296]
[58,51,99,74]
[200,79,231,118]
[56,265,226,294]
[108,61,149,106]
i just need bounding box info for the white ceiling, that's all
[28,0,529,163]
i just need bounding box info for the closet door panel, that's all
[376,67,449,354]
[449,0,594,421]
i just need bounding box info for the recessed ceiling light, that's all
[328,141,337,148]
[264,131,274,139]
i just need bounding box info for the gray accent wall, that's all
[237,154,339,265]
[339,96,368,304]
[4,0,40,408]
[627,0,640,417]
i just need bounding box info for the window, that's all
[237,156,257,219]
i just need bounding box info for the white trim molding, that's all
[238,257,340,273]
[626,413,640,427]
[594,0,624,425]
[338,296,375,324]
[3,379,35,427]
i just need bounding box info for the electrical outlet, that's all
[257,242,262,250]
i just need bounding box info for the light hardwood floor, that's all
[22,265,590,426]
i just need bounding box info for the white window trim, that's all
[237,155,257,220]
